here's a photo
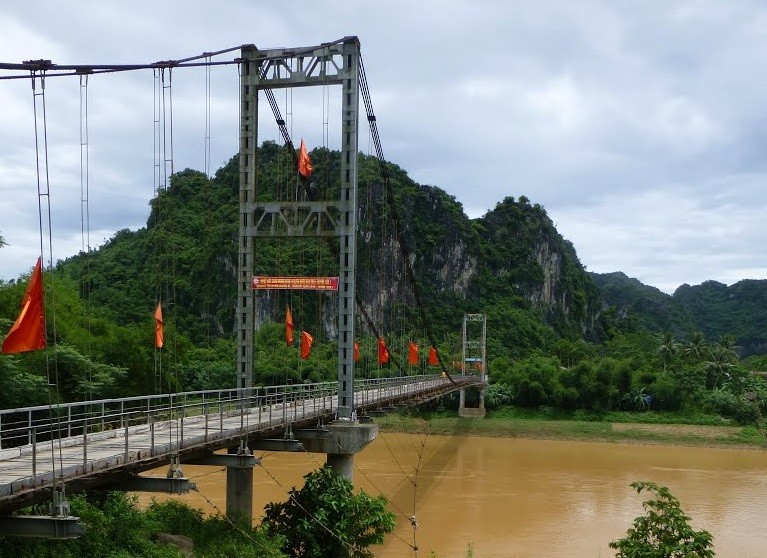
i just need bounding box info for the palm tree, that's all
[657,332,678,373]
[683,331,707,362]
[704,337,739,390]
[717,334,740,362]
[705,347,733,389]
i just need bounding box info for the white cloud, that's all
[1,0,767,299]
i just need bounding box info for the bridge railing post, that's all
[150,414,155,457]
[204,402,209,442]
[124,419,129,464]
[31,428,37,481]
[180,395,186,448]
[83,420,88,472]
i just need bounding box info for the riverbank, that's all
[374,408,767,449]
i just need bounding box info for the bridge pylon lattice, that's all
[459,313,487,417]
[237,38,360,420]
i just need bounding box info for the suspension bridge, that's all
[0,37,488,538]
[0,374,482,537]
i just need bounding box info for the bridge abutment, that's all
[458,387,487,418]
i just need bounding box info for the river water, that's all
[141,433,767,557]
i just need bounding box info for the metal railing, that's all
[0,374,480,501]
[0,374,469,451]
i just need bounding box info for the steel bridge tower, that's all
[237,38,360,420]
[461,313,487,381]
[459,313,487,417]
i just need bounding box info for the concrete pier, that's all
[226,463,253,522]
[194,449,258,524]
[298,421,378,482]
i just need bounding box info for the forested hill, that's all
[54,141,601,347]
[0,142,607,405]
[4,142,767,411]
[592,271,767,356]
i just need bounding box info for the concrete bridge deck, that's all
[0,374,483,513]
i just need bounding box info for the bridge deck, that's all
[0,374,483,512]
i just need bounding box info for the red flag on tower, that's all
[298,138,313,178]
[377,337,389,365]
[1,257,46,354]
[408,341,419,366]
[353,342,360,362]
[154,302,164,349]
[300,331,314,360]
[428,346,439,366]
[285,306,294,346]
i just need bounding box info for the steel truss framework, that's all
[237,37,360,420]
[462,313,487,382]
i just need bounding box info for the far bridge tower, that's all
[459,313,487,417]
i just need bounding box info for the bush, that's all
[702,389,759,424]
[610,481,714,558]
[483,383,514,409]
[263,465,395,558]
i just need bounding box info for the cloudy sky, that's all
[1,0,766,294]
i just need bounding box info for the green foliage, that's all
[263,465,396,558]
[609,481,715,558]
[0,492,285,558]
[475,196,601,339]
[598,272,767,358]
[4,141,766,427]
[0,492,177,558]
[146,499,284,558]
[592,272,695,336]
[483,383,515,408]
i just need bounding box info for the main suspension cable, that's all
[358,55,455,383]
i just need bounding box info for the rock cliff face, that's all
[181,152,603,341]
[474,196,602,338]
[59,147,603,345]
[354,181,601,339]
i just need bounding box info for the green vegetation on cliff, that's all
[2,143,767,427]
[594,271,767,357]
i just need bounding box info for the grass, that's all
[374,408,767,449]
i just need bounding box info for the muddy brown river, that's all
[140,433,767,557]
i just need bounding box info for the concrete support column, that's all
[326,453,354,481]
[459,388,466,414]
[224,447,255,524]
[226,464,253,523]
[479,388,486,411]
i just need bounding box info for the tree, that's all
[683,331,708,362]
[609,481,714,558]
[658,332,678,373]
[263,465,396,558]
[705,337,739,390]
